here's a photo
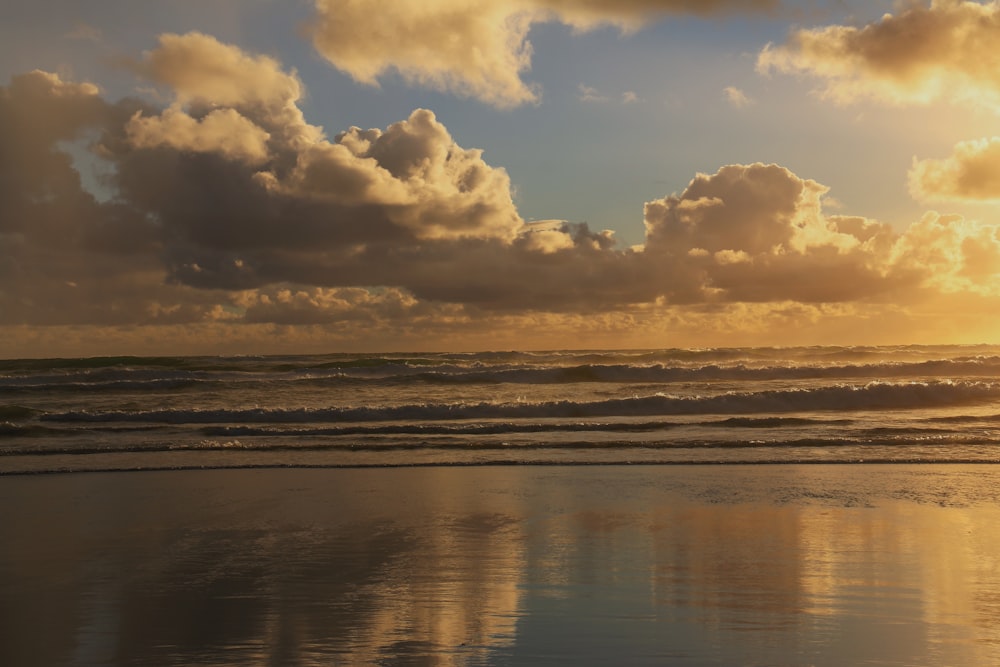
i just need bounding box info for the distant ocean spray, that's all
[4,346,1000,474]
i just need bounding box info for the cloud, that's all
[909,137,1000,202]
[757,0,1000,111]
[309,0,539,108]
[643,164,1000,302]
[539,0,777,26]
[103,31,524,302]
[137,32,304,112]
[236,286,425,325]
[755,1,1000,302]
[65,22,103,42]
[641,163,907,303]
[579,84,642,105]
[889,212,1000,294]
[126,106,271,164]
[131,32,321,152]
[723,86,753,107]
[578,83,609,103]
[8,32,1000,352]
[310,0,778,107]
[1,37,525,326]
[0,69,187,326]
[257,108,525,241]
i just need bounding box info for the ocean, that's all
[4,344,1000,475]
[6,345,1000,665]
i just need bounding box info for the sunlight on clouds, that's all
[756,0,1000,291]
[258,108,524,241]
[6,25,1000,354]
[138,32,304,112]
[310,0,777,107]
[757,0,1000,112]
[910,137,1000,203]
[310,0,539,108]
[236,287,421,325]
[642,163,903,304]
[724,86,753,108]
[520,221,576,253]
[890,212,1000,295]
[127,106,271,164]
[134,32,322,152]
[122,34,524,245]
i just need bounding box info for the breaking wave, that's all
[40,381,1000,425]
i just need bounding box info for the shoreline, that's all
[6,457,1000,477]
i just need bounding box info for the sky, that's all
[3,0,1000,356]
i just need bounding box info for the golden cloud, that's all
[910,137,1000,202]
[310,0,777,107]
[6,32,1000,351]
[758,0,1000,111]
[139,32,304,112]
[127,106,271,164]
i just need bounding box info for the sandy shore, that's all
[3,465,1000,666]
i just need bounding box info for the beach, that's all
[7,0,1000,662]
[3,464,1000,666]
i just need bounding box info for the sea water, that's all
[4,345,1000,474]
[6,348,1000,665]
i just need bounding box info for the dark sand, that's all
[3,465,1000,666]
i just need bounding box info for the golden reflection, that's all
[5,467,1000,665]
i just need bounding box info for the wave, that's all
[0,423,71,438]
[6,434,997,458]
[38,380,1000,425]
[195,416,853,438]
[0,405,41,422]
[10,459,1000,477]
[397,358,1000,385]
[200,421,687,437]
[7,356,1000,395]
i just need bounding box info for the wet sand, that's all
[3,465,1000,666]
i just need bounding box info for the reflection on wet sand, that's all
[2,466,1000,665]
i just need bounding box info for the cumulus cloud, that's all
[260,109,524,241]
[757,0,1000,111]
[102,30,525,309]
[310,0,778,107]
[641,163,906,303]
[0,36,526,327]
[7,32,1000,351]
[0,69,187,326]
[638,163,1000,303]
[889,212,1000,294]
[131,31,321,153]
[909,137,1000,202]
[126,106,271,164]
[137,32,304,112]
